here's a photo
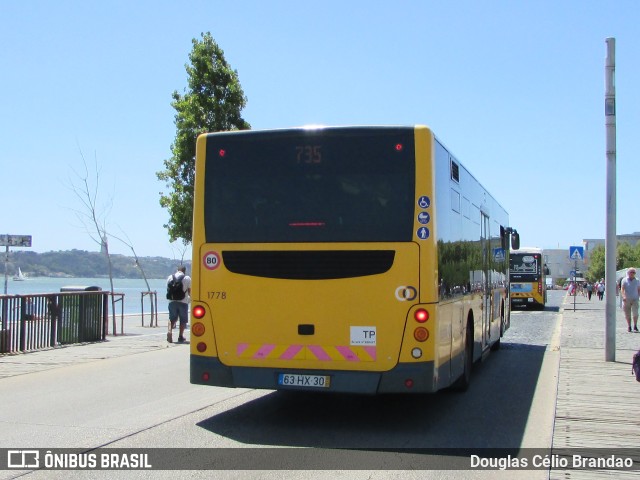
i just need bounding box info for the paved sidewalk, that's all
[0,312,189,379]
[550,292,640,479]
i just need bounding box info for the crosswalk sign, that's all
[569,246,584,260]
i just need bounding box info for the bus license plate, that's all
[278,373,331,388]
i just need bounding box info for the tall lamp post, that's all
[604,38,617,362]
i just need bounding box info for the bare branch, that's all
[66,145,118,333]
[109,230,151,292]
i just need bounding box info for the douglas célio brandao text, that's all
[470,454,635,470]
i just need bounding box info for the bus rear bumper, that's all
[511,297,543,309]
[190,355,438,394]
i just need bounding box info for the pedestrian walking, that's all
[597,280,605,301]
[166,265,191,343]
[586,282,593,301]
[621,268,640,332]
[618,276,623,309]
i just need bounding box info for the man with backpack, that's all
[166,266,191,343]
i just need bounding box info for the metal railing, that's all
[0,291,109,354]
[141,291,158,327]
[109,292,125,335]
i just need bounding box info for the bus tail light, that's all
[414,309,429,323]
[193,305,206,319]
[196,342,207,353]
[414,327,429,342]
[192,322,206,337]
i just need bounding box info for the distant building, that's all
[541,232,640,286]
[584,232,640,258]
[542,249,584,285]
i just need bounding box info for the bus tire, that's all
[453,319,473,391]
[491,303,505,352]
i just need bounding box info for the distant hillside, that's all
[6,250,191,279]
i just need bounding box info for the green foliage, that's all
[587,245,605,282]
[157,32,251,243]
[617,242,638,269]
[586,242,640,281]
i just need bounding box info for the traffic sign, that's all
[0,234,32,247]
[569,246,584,260]
[202,251,221,270]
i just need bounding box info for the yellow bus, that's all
[509,247,548,310]
[189,126,519,393]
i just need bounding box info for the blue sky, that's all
[1,1,638,258]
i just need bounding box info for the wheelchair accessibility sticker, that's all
[417,196,431,209]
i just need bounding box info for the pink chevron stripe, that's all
[335,346,359,362]
[279,344,303,360]
[253,344,276,359]
[237,343,249,356]
[308,345,331,361]
[364,346,377,360]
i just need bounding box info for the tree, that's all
[70,149,157,331]
[586,245,605,282]
[157,32,250,244]
[617,242,639,269]
[586,242,640,282]
[68,151,119,333]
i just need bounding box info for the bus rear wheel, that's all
[453,320,473,391]
[491,305,505,351]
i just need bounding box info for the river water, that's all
[1,276,170,314]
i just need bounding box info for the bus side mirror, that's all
[500,226,507,250]
[501,225,519,250]
[511,232,520,250]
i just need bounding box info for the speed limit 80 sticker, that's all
[203,251,221,270]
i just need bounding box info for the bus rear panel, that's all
[190,126,511,394]
[510,249,546,309]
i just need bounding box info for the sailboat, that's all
[13,267,26,281]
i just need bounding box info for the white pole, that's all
[604,38,617,362]
[3,246,8,295]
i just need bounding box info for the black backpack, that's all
[166,274,185,300]
[633,350,640,383]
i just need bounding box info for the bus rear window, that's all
[510,254,542,280]
[204,128,415,243]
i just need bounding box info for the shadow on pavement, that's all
[196,343,547,451]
